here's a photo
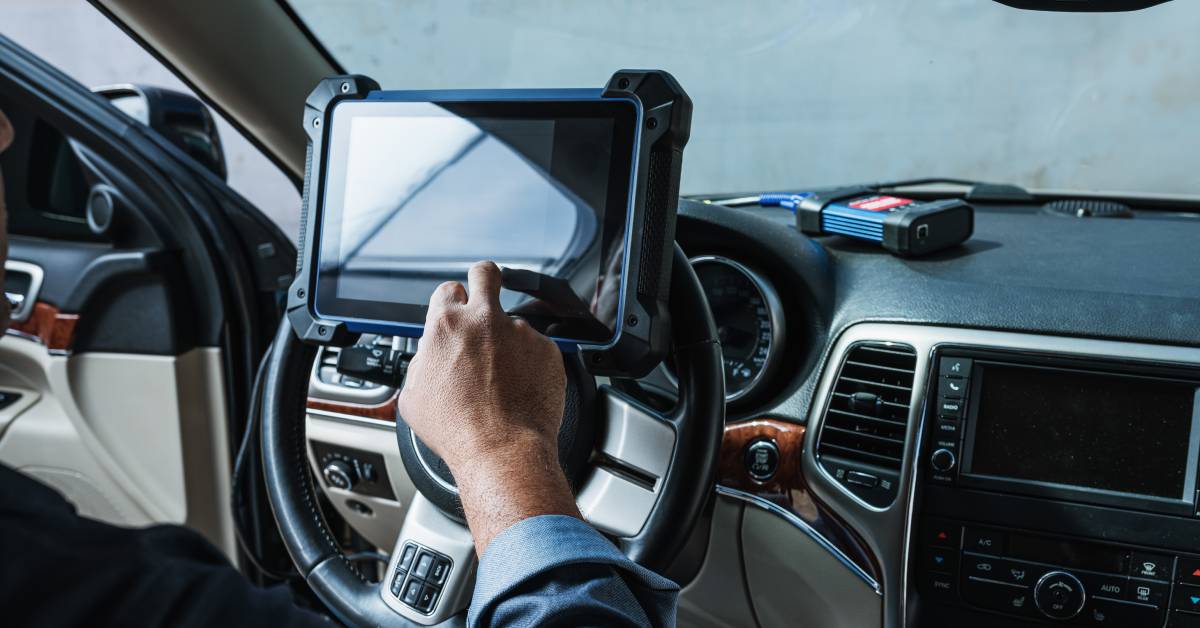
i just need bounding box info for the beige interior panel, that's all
[306,414,417,552]
[678,496,759,628]
[742,506,883,628]
[0,336,235,558]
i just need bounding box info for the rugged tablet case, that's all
[287,71,691,378]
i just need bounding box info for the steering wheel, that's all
[260,245,724,626]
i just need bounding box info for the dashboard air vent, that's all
[817,342,916,506]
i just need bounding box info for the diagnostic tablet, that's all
[290,71,692,376]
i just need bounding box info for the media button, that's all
[939,357,973,379]
[935,419,960,438]
[964,528,1007,555]
[1130,552,1172,580]
[1180,558,1200,587]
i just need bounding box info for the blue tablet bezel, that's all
[308,88,643,351]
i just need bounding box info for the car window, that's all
[0,0,301,241]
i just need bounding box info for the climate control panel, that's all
[918,518,1200,626]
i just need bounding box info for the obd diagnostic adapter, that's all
[287,71,692,378]
[790,187,974,256]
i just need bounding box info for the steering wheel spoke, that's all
[378,493,477,625]
[577,386,677,537]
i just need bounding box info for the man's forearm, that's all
[451,434,581,556]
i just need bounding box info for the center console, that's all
[914,347,1200,627]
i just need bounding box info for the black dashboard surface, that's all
[675,199,1200,422]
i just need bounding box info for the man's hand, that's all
[398,261,581,554]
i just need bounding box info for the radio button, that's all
[964,528,1008,555]
[1170,583,1200,613]
[1130,552,1172,580]
[961,576,1035,617]
[925,519,961,549]
[1033,571,1086,620]
[1178,558,1200,587]
[1080,572,1130,600]
[938,377,966,400]
[939,357,973,378]
[938,399,964,418]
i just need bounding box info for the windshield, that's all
[289,1,1197,197]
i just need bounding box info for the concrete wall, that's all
[4,0,1199,216]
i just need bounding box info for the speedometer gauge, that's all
[689,256,785,402]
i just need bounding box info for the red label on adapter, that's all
[848,195,914,212]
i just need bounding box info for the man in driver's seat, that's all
[0,106,678,627]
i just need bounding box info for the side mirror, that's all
[93,84,227,181]
[993,0,1169,10]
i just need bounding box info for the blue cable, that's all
[758,192,813,211]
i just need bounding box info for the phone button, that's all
[939,377,966,400]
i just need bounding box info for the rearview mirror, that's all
[93,84,227,180]
[993,0,1170,10]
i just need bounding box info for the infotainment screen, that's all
[966,363,1200,502]
[313,98,638,345]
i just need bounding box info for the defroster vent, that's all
[817,342,917,507]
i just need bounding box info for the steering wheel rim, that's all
[261,244,723,626]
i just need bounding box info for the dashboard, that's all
[304,191,1200,627]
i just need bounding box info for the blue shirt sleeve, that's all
[468,515,679,628]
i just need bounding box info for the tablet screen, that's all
[315,98,638,343]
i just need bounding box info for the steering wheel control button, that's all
[744,439,779,482]
[412,552,434,580]
[391,542,453,614]
[1034,571,1086,620]
[429,558,450,586]
[397,543,417,572]
[401,578,422,606]
[322,459,356,491]
[415,586,439,613]
[390,572,404,597]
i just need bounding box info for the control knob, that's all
[322,459,357,490]
[930,448,956,473]
[1034,571,1085,620]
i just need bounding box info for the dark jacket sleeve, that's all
[0,464,330,628]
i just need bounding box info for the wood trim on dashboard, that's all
[8,302,79,352]
[306,395,399,421]
[718,418,882,583]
